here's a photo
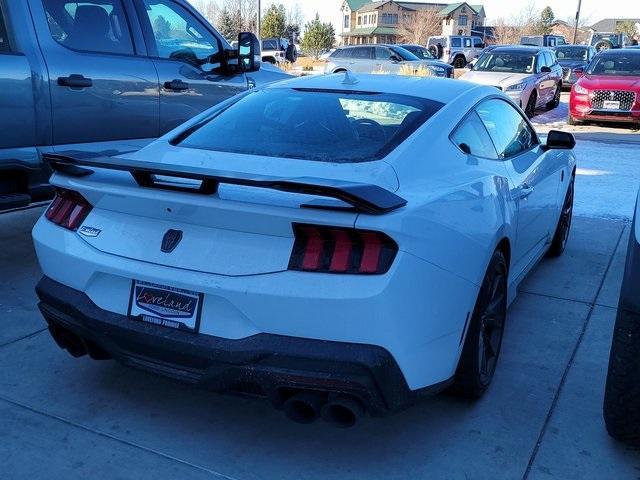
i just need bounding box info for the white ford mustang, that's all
[33,73,576,427]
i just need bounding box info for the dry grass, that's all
[372,65,434,77]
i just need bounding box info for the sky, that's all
[257,0,640,29]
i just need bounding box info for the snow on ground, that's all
[572,139,640,220]
[531,98,568,127]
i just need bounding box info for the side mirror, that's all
[544,130,576,150]
[540,66,552,73]
[390,55,402,63]
[237,31,261,73]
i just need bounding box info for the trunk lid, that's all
[54,146,399,277]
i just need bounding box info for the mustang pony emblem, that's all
[161,229,183,253]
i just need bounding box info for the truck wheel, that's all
[547,175,574,257]
[453,55,466,69]
[595,40,613,52]
[604,308,640,446]
[451,250,508,398]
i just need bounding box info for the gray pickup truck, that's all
[0,0,289,210]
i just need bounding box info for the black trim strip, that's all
[43,153,407,215]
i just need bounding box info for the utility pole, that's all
[573,0,582,44]
[257,0,261,38]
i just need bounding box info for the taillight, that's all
[45,189,92,230]
[288,224,398,275]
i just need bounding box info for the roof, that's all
[344,0,371,11]
[341,26,398,36]
[266,72,482,104]
[590,18,640,32]
[352,1,485,15]
[438,2,481,16]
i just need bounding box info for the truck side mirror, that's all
[238,32,261,73]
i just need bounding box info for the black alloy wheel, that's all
[452,250,508,398]
[548,176,574,257]
[525,90,538,118]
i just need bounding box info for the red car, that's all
[569,49,640,127]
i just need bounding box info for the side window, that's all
[451,111,498,159]
[141,0,220,64]
[0,5,10,53]
[473,38,483,48]
[477,99,537,159]
[451,37,462,48]
[375,46,391,60]
[42,0,135,55]
[546,52,556,66]
[537,53,547,71]
[463,38,472,48]
[352,47,372,59]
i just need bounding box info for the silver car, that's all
[324,45,451,77]
[461,46,563,117]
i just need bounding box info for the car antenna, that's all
[342,70,359,85]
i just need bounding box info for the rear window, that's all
[178,89,443,163]
[451,38,462,48]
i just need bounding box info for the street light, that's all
[257,0,261,38]
[573,0,582,44]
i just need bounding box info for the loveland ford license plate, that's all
[128,281,203,332]
[602,100,620,110]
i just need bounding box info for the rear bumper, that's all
[36,276,447,415]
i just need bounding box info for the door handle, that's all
[519,184,535,199]
[164,79,189,91]
[57,74,93,88]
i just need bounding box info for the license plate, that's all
[602,100,620,110]
[128,281,203,332]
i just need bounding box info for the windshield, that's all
[389,46,421,61]
[555,47,588,61]
[262,39,279,50]
[474,52,536,74]
[586,54,640,76]
[178,89,443,163]
[402,45,435,60]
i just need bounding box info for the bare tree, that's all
[397,8,442,45]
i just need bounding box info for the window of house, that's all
[42,0,135,55]
[344,15,349,28]
[0,5,11,53]
[459,15,468,26]
[357,15,361,25]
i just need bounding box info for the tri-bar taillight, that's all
[288,224,398,275]
[45,189,92,231]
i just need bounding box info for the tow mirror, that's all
[237,31,261,73]
[544,130,576,150]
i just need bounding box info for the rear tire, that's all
[548,175,574,257]
[604,308,640,446]
[451,250,508,398]
[525,90,538,118]
[595,40,613,52]
[546,84,562,110]
[453,55,466,69]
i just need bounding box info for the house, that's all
[590,18,640,34]
[340,1,486,45]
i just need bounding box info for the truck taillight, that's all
[288,224,398,275]
[45,189,92,231]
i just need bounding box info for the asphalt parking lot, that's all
[2,111,640,479]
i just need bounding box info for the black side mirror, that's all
[238,32,261,73]
[390,55,402,63]
[540,66,552,73]
[544,130,576,150]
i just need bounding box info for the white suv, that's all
[427,35,485,68]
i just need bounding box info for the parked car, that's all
[521,35,567,47]
[0,0,289,211]
[34,73,576,427]
[427,35,485,68]
[569,49,640,127]
[461,46,563,117]
[395,44,454,77]
[466,44,507,68]
[590,32,631,51]
[261,37,297,64]
[324,45,452,77]
[604,190,640,446]
[554,45,598,87]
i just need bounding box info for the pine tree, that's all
[261,4,286,38]
[301,14,335,59]
[537,6,555,35]
[217,8,237,41]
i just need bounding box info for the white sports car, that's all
[33,74,576,427]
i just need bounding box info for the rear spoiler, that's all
[43,153,407,215]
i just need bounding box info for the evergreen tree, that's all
[153,15,172,39]
[261,4,286,38]
[217,8,237,41]
[301,14,335,59]
[537,6,555,35]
